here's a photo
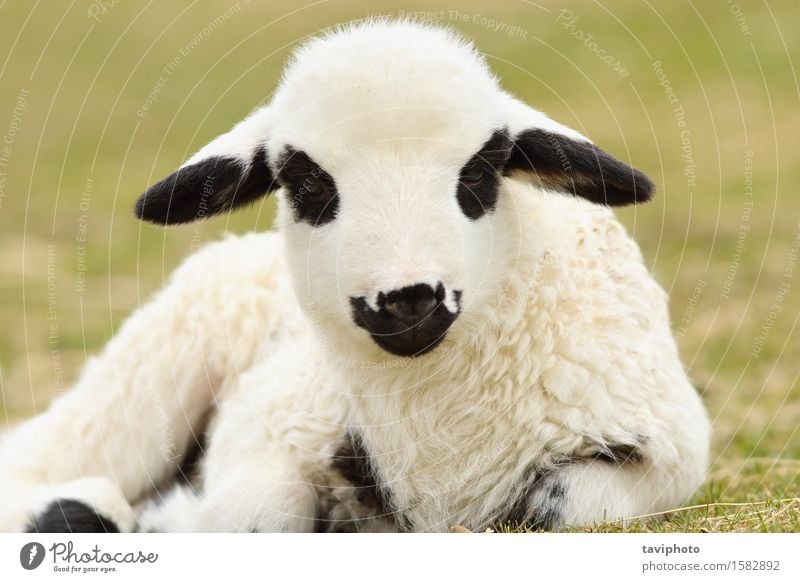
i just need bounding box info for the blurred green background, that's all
[0,0,798,529]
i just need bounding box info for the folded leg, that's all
[138,348,347,532]
[0,233,290,532]
[501,452,707,531]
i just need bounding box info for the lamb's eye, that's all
[277,147,339,226]
[461,165,487,186]
[456,129,514,220]
[303,176,331,201]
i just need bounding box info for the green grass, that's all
[1,0,798,531]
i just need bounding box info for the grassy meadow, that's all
[0,0,798,531]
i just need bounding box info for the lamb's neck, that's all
[340,335,510,430]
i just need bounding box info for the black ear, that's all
[134,146,278,225]
[504,129,654,206]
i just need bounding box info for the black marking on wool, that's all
[493,437,646,531]
[27,499,120,533]
[313,506,331,533]
[457,128,514,219]
[328,431,411,531]
[494,464,568,532]
[505,128,654,207]
[579,435,647,465]
[530,480,567,530]
[176,430,206,485]
[135,146,277,225]
[275,147,339,226]
[592,442,646,465]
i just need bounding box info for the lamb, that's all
[0,19,710,533]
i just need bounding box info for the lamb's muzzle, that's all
[350,282,461,357]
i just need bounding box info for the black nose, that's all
[380,283,443,326]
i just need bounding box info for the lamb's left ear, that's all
[135,108,279,225]
[502,96,654,206]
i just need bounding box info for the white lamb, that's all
[0,19,709,533]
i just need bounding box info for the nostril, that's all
[381,283,440,326]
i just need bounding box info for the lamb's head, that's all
[135,20,654,359]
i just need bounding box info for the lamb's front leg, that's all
[139,353,346,532]
[140,447,321,533]
[0,234,289,532]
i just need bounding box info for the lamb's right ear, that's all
[499,94,654,207]
[135,108,279,225]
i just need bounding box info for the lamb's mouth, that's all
[349,291,461,358]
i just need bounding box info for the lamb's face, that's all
[135,21,654,359]
[268,41,518,357]
[273,126,519,358]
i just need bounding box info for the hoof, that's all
[27,499,120,533]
